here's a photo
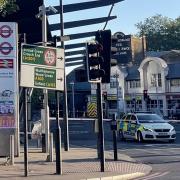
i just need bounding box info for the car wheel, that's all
[119,130,125,141]
[137,131,143,143]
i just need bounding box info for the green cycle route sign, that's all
[20,44,64,91]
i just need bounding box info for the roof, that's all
[146,50,180,64]
[166,63,180,79]
[146,51,170,57]
[125,65,140,80]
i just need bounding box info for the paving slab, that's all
[0,147,152,180]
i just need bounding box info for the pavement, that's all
[0,147,152,180]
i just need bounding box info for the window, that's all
[131,115,137,121]
[158,73,162,87]
[151,73,162,87]
[108,101,117,109]
[129,80,141,88]
[110,79,117,88]
[171,79,180,86]
[126,115,131,121]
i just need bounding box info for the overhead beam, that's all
[65,43,86,50]
[65,56,85,63]
[65,50,86,57]
[49,16,117,31]
[65,62,84,67]
[57,31,96,42]
[47,0,124,15]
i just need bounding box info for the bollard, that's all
[37,138,41,148]
[10,135,14,165]
[49,133,54,162]
[112,114,118,161]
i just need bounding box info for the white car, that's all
[118,113,176,142]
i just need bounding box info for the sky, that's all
[45,0,180,36]
[45,0,180,73]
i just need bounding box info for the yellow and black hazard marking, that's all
[87,102,97,117]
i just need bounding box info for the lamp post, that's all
[70,81,75,118]
[59,0,69,151]
[156,75,159,110]
[41,2,49,153]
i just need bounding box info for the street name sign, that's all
[20,44,64,91]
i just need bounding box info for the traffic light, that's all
[95,30,112,83]
[86,30,116,83]
[103,91,107,100]
[86,41,105,82]
[143,90,148,101]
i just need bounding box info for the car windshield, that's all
[137,114,165,123]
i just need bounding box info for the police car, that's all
[118,113,176,142]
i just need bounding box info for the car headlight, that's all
[143,127,153,132]
[170,127,175,132]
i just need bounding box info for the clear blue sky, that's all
[45,0,180,37]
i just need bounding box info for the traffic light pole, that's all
[96,83,105,172]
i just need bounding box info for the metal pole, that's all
[23,88,28,176]
[97,83,105,172]
[49,133,54,162]
[70,82,75,118]
[112,114,118,161]
[42,1,49,153]
[10,135,14,165]
[116,72,120,118]
[60,0,69,151]
[53,36,62,174]
[55,90,62,174]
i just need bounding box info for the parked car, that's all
[118,112,176,143]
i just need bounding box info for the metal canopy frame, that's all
[47,0,124,15]
[47,0,123,67]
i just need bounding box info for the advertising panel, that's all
[112,32,132,64]
[0,22,18,129]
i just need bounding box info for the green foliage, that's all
[135,14,180,51]
[0,0,19,17]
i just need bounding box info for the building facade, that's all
[121,50,180,118]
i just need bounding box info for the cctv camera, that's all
[48,6,58,13]
[35,13,42,19]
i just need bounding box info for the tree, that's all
[135,14,180,51]
[0,0,19,17]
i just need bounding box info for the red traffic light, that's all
[143,90,148,100]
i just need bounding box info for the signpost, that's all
[20,44,64,91]
[20,43,64,176]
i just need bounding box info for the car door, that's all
[129,115,138,139]
[123,114,132,138]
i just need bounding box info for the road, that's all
[67,121,180,180]
[30,120,180,179]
